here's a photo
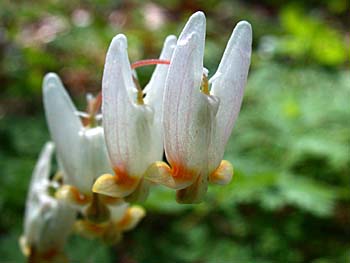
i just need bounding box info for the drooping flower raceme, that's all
[145,12,252,203]
[92,35,176,199]
[20,142,76,262]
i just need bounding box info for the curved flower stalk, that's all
[92,34,177,199]
[145,12,252,203]
[20,142,76,262]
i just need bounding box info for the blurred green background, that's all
[0,0,349,262]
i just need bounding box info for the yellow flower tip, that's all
[19,236,30,257]
[144,161,195,190]
[93,173,129,198]
[117,205,146,231]
[55,185,91,205]
[209,160,234,185]
[129,205,146,221]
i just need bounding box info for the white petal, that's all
[23,143,76,253]
[75,127,113,193]
[27,142,54,196]
[25,142,54,223]
[163,13,216,175]
[178,11,206,47]
[35,200,75,253]
[43,73,83,185]
[143,35,177,157]
[209,21,252,171]
[102,35,158,179]
[144,35,177,115]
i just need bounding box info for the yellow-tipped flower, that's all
[92,34,176,200]
[43,73,113,205]
[145,12,252,203]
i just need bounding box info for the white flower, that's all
[43,73,145,232]
[43,73,113,201]
[20,142,76,260]
[92,34,176,199]
[145,12,252,203]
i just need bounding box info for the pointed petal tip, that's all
[43,72,62,90]
[236,20,252,32]
[164,35,177,46]
[190,11,206,21]
[233,20,253,49]
[43,141,55,152]
[110,34,128,51]
[179,12,206,42]
[43,72,59,81]
[188,11,206,27]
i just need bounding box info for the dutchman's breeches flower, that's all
[43,73,145,231]
[43,73,113,202]
[92,34,176,200]
[20,142,76,262]
[145,12,252,203]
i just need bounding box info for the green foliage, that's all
[0,0,349,262]
[276,6,348,66]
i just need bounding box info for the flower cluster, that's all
[21,11,252,260]
[94,11,252,203]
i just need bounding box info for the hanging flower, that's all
[42,72,146,240]
[92,34,176,199]
[20,142,76,262]
[43,73,112,200]
[145,12,252,203]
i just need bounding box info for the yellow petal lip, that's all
[19,236,30,257]
[117,205,146,231]
[209,160,234,185]
[144,161,198,190]
[92,173,139,198]
[55,185,91,205]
